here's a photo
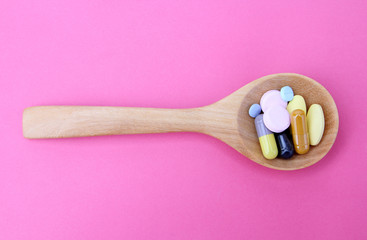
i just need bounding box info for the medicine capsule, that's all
[255,114,278,159]
[275,130,294,159]
[290,109,310,154]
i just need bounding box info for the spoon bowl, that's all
[207,73,339,170]
[23,73,339,170]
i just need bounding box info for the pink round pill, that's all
[260,90,287,112]
[263,105,290,133]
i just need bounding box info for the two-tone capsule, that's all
[255,114,278,159]
[290,109,310,154]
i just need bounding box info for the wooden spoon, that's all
[23,73,339,170]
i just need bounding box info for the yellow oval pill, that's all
[287,95,307,115]
[307,104,325,146]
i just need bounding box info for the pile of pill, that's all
[249,86,325,160]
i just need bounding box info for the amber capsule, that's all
[290,109,310,154]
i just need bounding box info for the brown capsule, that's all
[290,109,310,154]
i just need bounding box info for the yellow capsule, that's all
[255,114,278,159]
[290,109,310,154]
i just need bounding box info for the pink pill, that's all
[260,90,287,112]
[263,105,290,133]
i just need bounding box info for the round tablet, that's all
[249,103,262,118]
[263,105,290,133]
[260,90,287,112]
[280,86,294,102]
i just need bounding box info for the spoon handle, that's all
[23,106,209,139]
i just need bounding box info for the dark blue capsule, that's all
[275,130,294,159]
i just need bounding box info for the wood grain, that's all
[23,73,339,170]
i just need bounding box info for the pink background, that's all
[1,0,367,239]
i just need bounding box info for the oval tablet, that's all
[249,103,262,118]
[287,95,307,115]
[260,90,287,112]
[280,86,294,102]
[263,105,290,133]
[307,104,325,146]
